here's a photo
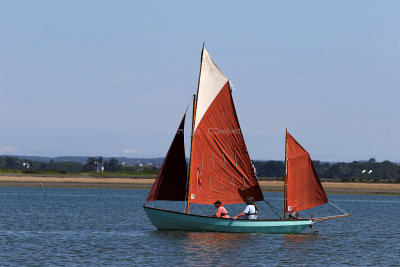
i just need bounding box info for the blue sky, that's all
[0,1,399,162]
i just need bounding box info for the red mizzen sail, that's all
[286,132,328,212]
[188,48,263,205]
[147,114,188,202]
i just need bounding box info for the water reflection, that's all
[187,232,248,250]
[182,232,254,266]
[282,233,320,247]
[277,233,323,264]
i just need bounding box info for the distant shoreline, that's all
[0,175,399,194]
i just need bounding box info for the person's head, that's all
[214,200,222,208]
[246,196,254,205]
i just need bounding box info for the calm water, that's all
[0,187,399,266]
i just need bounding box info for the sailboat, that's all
[143,45,349,233]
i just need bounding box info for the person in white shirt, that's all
[232,196,258,220]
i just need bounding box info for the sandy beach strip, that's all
[0,176,154,189]
[0,175,399,194]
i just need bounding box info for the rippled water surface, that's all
[0,187,399,266]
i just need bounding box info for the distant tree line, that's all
[1,156,399,181]
[253,158,400,181]
[0,156,81,173]
[0,156,158,175]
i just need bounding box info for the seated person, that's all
[213,200,230,218]
[233,196,258,220]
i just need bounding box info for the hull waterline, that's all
[144,205,312,234]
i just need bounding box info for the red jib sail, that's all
[188,47,263,205]
[147,114,188,202]
[286,132,328,212]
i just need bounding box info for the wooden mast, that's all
[186,94,197,213]
[284,128,288,219]
[186,43,204,214]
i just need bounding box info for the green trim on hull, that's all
[144,205,312,234]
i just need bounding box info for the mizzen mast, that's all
[284,128,288,219]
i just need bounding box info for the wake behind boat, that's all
[143,45,348,233]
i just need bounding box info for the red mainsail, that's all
[147,114,188,202]
[188,48,263,205]
[285,132,328,212]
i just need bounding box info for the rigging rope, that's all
[329,201,349,215]
[264,200,282,219]
[314,201,350,221]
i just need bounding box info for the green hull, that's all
[144,205,312,234]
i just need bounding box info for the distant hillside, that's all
[4,155,165,166]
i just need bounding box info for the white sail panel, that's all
[194,48,228,131]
